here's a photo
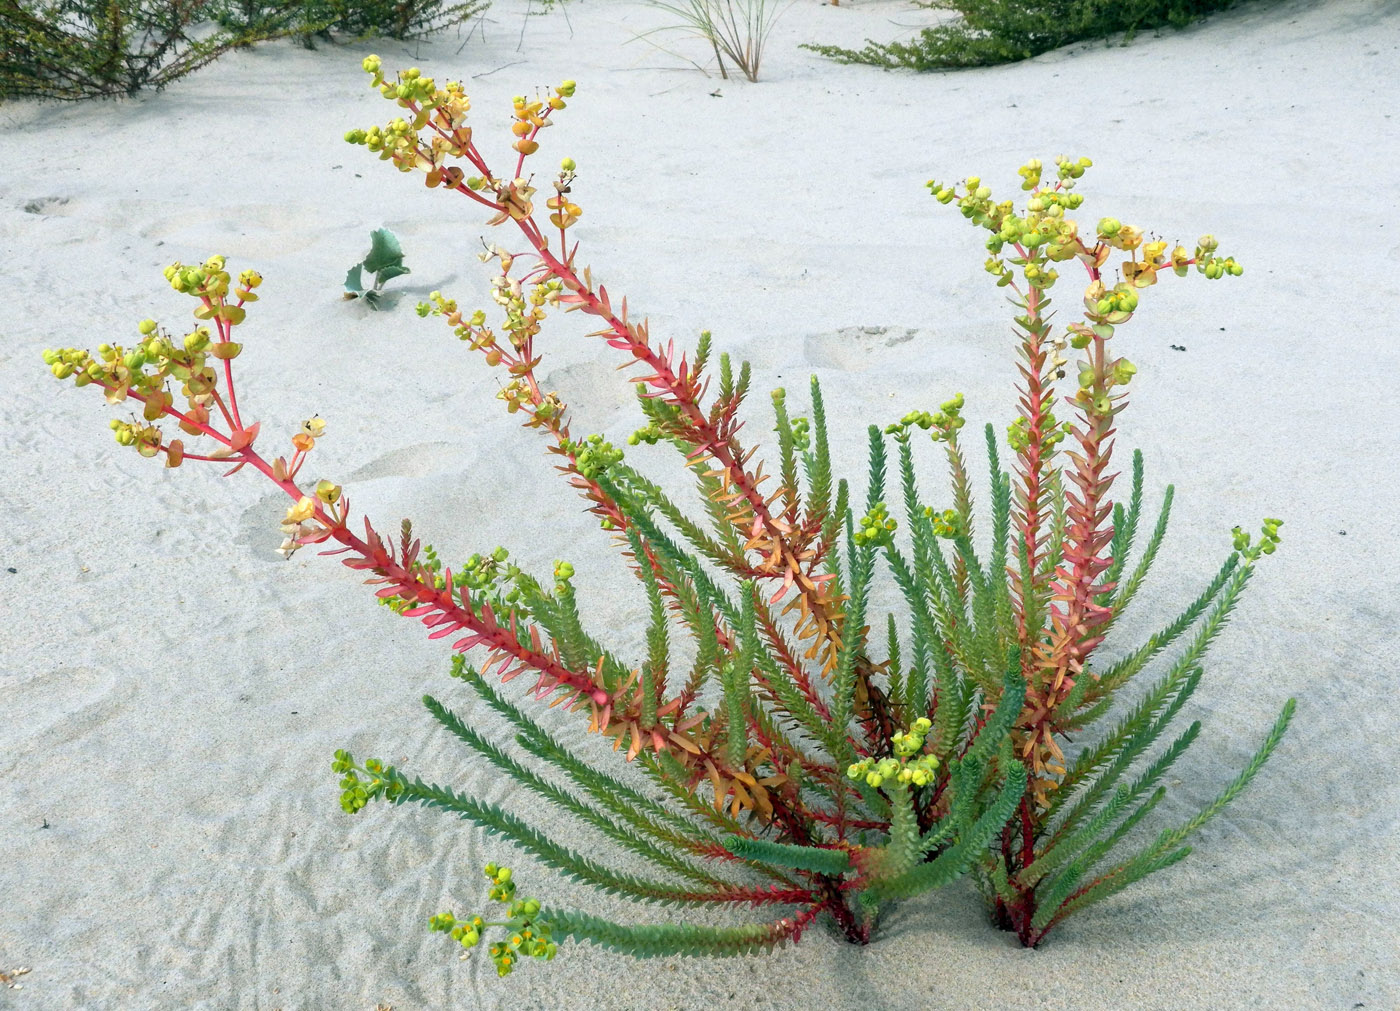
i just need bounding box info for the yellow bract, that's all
[315,479,342,505]
[284,496,316,525]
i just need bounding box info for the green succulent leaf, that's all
[362,227,405,273]
[374,263,412,286]
[344,263,365,294]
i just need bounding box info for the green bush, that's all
[301,0,490,42]
[0,0,492,101]
[357,0,486,39]
[211,0,327,42]
[214,0,489,46]
[804,0,1253,70]
[0,0,280,99]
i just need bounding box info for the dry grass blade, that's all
[634,0,793,82]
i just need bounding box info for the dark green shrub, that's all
[804,0,1254,70]
[0,0,281,99]
[215,0,489,45]
[0,0,491,101]
[211,0,327,42]
[303,0,489,41]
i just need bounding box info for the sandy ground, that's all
[3,0,1399,1007]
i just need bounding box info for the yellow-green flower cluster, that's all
[1090,285,1140,317]
[39,260,265,466]
[562,433,623,481]
[163,256,261,331]
[429,865,557,977]
[627,421,663,446]
[788,414,811,453]
[366,540,492,610]
[485,862,515,902]
[1078,357,1137,392]
[428,911,486,950]
[892,717,934,756]
[927,393,964,443]
[487,269,563,351]
[1195,235,1242,280]
[1233,518,1284,562]
[846,718,940,789]
[1053,154,1093,183]
[1013,153,1086,193]
[1078,281,1143,330]
[44,324,215,402]
[345,61,473,185]
[630,387,684,448]
[923,507,962,540]
[332,751,404,813]
[462,548,524,605]
[379,545,527,615]
[930,159,1242,336]
[763,386,814,450]
[854,502,897,548]
[420,278,566,432]
[929,164,1088,290]
[418,290,490,348]
[346,56,576,200]
[105,417,162,456]
[552,559,575,595]
[883,394,965,443]
[1016,157,1043,191]
[1006,414,1072,454]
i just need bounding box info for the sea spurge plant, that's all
[44,62,1294,970]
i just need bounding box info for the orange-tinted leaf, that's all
[227,421,260,453]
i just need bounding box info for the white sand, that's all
[3,0,1399,1006]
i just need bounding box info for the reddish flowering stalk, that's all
[540,240,847,676]
[1009,281,1055,642]
[348,66,877,822]
[372,71,851,684]
[46,255,828,829]
[430,278,829,766]
[924,157,1279,948]
[934,167,1200,802]
[1028,335,1119,779]
[87,365,623,718]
